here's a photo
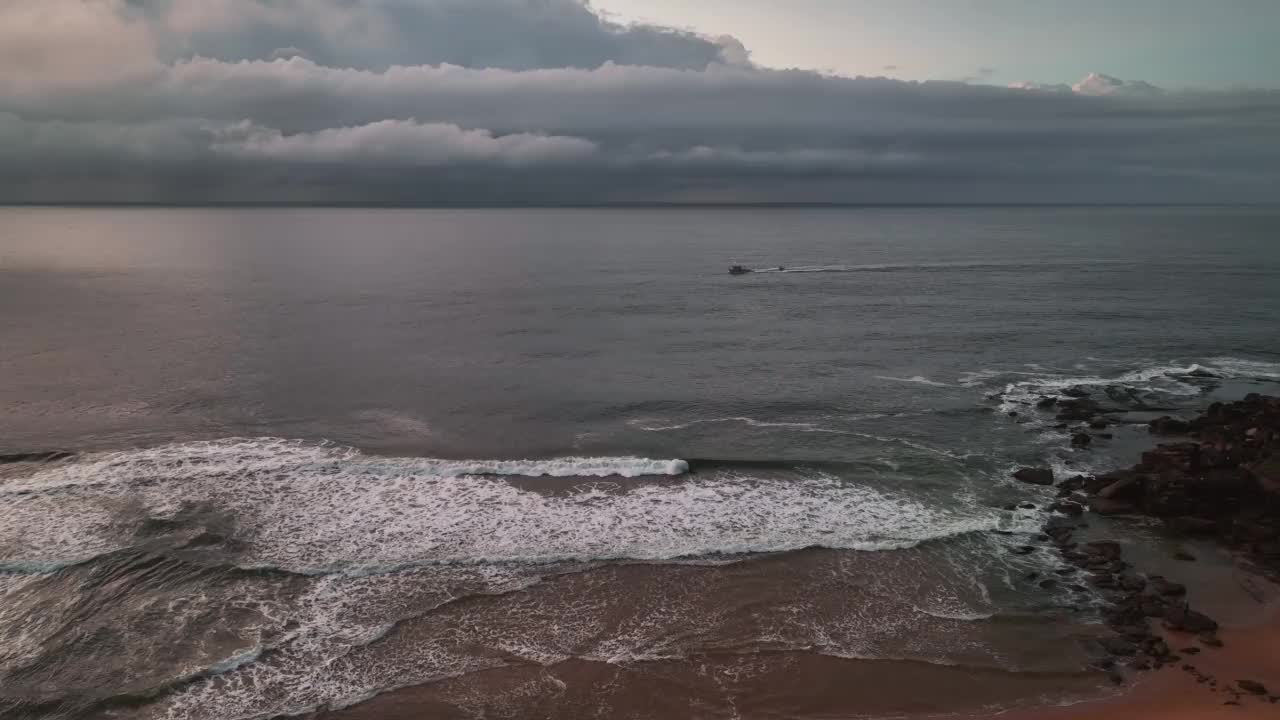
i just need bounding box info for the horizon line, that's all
[3,201,1277,210]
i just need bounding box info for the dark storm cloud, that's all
[133,0,740,71]
[1,1,1277,203]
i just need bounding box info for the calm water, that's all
[2,206,1279,719]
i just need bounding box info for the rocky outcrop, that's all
[1013,467,1055,486]
[1036,395,1280,685]
[1077,395,1280,572]
[1149,416,1192,435]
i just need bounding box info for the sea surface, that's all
[2,206,1279,719]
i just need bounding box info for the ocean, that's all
[2,205,1279,719]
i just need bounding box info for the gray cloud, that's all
[1,1,1278,204]
[137,0,743,71]
[212,119,599,166]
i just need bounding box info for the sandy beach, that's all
[991,606,1280,720]
[313,578,1279,720]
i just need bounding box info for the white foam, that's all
[972,356,1280,418]
[152,564,556,720]
[629,416,845,433]
[876,375,955,388]
[1207,356,1280,380]
[1,439,996,575]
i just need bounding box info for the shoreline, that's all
[992,392,1280,718]
[985,604,1280,719]
[318,393,1280,719]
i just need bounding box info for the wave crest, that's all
[0,439,995,576]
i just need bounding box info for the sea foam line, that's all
[1,440,997,576]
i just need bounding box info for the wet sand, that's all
[319,601,1278,720]
[306,547,1117,720]
[319,653,1108,720]
[987,607,1280,720]
[312,546,1280,720]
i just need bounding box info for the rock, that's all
[1084,541,1123,560]
[1238,680,1268,695]
[1181,647,1201,655]
[1168,517,1217,535]
[1139,596,1169,617]
[1058,398,1102,422]
[1082,555,1111,570]
[1141,442,1201,472]
[1050,500,1084,516]
[1098,476,1142,501]
[1114,624,1150,641]
[1013,467,1054,486]
[1018,502,1037,510]
[1090,497,1137,515]
[1199,633,1224,648]
[1056,475,1088,493]
[1062,387,1092,398]
[1089,573,1117,589]
[1174,551,1197,562]
[1148,576,1187,597]
[1119,574,1147,592]
[1036,396,1058,409]
[1164,606,1218,634]
[1072,432,1093,448]
[1099,636,1139,656]
[1089,419,1110,430]
[1038,579,1058,590]
[1232,519,1278,543]
[1149,416,1192,435]
[1046,526,1075,543]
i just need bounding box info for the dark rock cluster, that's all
[1080,394,1280,572]
[1014,394,1280,697]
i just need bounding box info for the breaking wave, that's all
[960,356,1280,417]
[0,439,999,576]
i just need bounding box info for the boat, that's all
[728,265,750,275]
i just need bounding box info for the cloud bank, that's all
[1,0,1277,203]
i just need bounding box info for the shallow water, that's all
[1,206,1279,719]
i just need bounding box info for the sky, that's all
[1,0,1278,204]
[596,0,1280,88]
